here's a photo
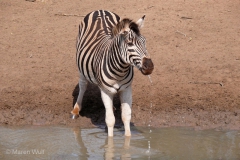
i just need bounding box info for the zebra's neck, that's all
[101,35,132,80]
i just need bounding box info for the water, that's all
[0,126,240,160]
[147,75,153,158]
[147,75,153,84]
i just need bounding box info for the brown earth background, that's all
[0,0,240,130]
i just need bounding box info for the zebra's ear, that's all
[136,15,145,29]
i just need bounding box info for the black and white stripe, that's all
[76,10,147,93]
[72,10,153,137]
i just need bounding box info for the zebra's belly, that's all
[82,72,132,94]
[81,71,98,85]
[102,81,132,94]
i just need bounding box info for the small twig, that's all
[147,5,154,9]
[55,13,85,17]
[189,81,223,87]
[176,30,186,37]
[143,5,154,10]
[181,16,193,20]
[176,31,193,41]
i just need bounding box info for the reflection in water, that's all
[72,127,147,159]
[105,137,114,160]
[72,127,88,159]
[104,136,131,160]
[103,137,131,160]
[0,126,239,160]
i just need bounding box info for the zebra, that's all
[70,10,154,137]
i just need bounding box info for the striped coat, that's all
[71,10,154,137]
[76,10,134,93]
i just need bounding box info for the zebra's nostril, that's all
[142,64,148,70]
[142,58,154,69]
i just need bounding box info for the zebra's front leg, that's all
[120,86,132,136]
[71,75,88,119]
[101,89,115,137]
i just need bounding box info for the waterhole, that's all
[0,125,239,159]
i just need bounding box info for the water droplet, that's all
[148,141,151,149]
[148,75,153,84]
[149,130,152,133]
[146,149,150,154]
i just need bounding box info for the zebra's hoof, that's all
[70,114,79,119]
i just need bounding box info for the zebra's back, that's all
[82,10,120,36]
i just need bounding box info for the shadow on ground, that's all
[72,83,132,128]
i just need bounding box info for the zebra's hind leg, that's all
[71,75,88,119]
[119,86,132,137]
[101,89,115,137]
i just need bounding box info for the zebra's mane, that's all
[112,18,140,36]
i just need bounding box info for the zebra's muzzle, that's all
[141,57,154,75]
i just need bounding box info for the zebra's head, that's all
[113,16,154,75]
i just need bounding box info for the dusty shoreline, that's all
[0,0,240,130]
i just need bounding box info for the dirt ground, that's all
[1,0,240,130]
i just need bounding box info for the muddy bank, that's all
[0,0,240,130]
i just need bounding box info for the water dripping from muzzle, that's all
[148,75,153,85]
